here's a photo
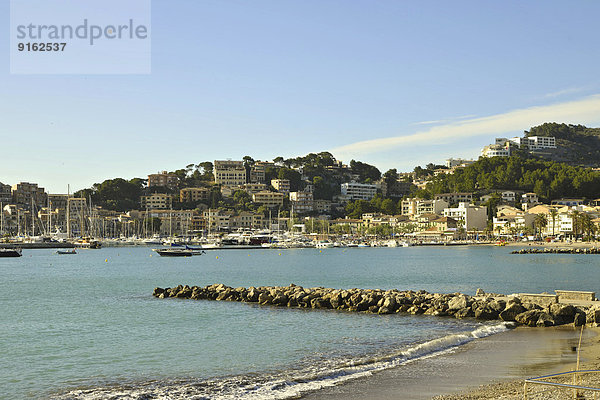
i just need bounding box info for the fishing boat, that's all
[0,248,22,257]
[154,248,206,257]
[56,249,77,255]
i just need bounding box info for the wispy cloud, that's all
[411,114,477,126]
[543,86,591,99]
[331,95,600,158]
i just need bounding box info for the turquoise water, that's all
[1,246,597,399]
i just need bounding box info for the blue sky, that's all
[3,0,600,193]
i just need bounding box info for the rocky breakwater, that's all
[153,284,600,328]
[512,247,600,254]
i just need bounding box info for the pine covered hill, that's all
[426,155,600,201]
[525,123,600,166]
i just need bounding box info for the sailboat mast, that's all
[67,185,71,238]
[31,198,34,236]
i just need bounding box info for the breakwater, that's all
[153,284,600,328]
[512,247,600,254]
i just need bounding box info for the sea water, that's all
[1,246,597,399]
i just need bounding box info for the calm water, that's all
[1,245,597,399]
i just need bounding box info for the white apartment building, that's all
[213,160,247,186]
[443,202,487,231]
[528,136,556,149]
[289,191,314,213]
[492,214,535,236]
[401,198,449,216]
[482,136,556,158]
[340,181,377,201]
[482,144,511,157]
[271,179,290,194]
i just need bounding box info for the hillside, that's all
[524,123,600,166]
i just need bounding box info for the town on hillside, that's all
[1,126,600,246]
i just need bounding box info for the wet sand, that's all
[302,326,599,400]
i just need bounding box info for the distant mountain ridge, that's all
[524,122,600,167]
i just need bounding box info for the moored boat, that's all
[0,248,22,257]
[154,248,206,257]
[56,249,77,255]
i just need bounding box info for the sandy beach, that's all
[302,326,600,400]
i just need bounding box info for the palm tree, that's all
[549,208,558,237]
[534,213,548,238]
[580,214,595,241]
[570,210,581,239]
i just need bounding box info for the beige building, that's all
[214,160,247,186]
[11,182,47,208]
[0,182,11,204]
[203,209,232,231]
[271,179,290,194]
[241,183,268,194]
[180,187,210,203]
[443,202,487,231]
[230,212,265,229]
[146,209,197,235]
[141,193,173,210]
[252,191,284,207]
[148,171,179,190]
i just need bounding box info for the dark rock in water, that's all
[522,302,543,311]
[515,310,543,327]
[475,306,499,320]
[549,303,576,325]
[536,313,555,327]
[499,303,527,322]
[454,307,474,319]
[574,311,586,327]
[258,292,273,305]
[151,284,599,328]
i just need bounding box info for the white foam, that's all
[51,322,514,400]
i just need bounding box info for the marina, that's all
[2,245,600,399]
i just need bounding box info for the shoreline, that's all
[301,326,600,400]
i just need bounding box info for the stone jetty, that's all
[153,284,600,328]
[512,247,600,254]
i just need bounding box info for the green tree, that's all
[549,208,558,236]
[380,198,397,215]
[534,213,547,237]
[350,160,381,183]
[278,168,302,192]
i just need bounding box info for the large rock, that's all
[586,306,600,326]
[574,311,586,327]
[246,287,260,302]
[549,304,576,325]
[536,313,555,327]
[515,310,543,327]
[258,292,273,305]
[454,307,474,319]
[475,306,499,320]
[499,303,526,322]
[448,295,469,310]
